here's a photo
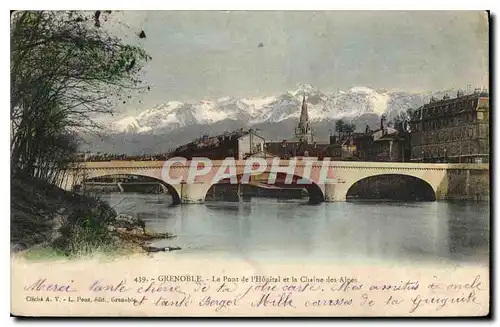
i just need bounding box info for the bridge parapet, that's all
[72,159,489,170]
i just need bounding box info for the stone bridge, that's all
[60,159,490,204]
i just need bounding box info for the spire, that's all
[295,93,314,144]
[299,94,309,125]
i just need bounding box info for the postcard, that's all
[10,10,490,317]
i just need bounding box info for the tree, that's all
[343,123,356,136]
[391,108,414,134]
[335,119,345,139]
[11,11,150,185]
[335,119,356,141]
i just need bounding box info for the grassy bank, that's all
[11,174,166,261]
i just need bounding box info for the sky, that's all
[107,11,489,115]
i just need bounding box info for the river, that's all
[99,193,490,267]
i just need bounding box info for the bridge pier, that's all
[178,183,211,204]
[324,183,349,202]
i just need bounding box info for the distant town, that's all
[76,87,489,165]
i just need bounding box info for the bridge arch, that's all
[78,172,182,205]
[204,172,325,204]
[345,173,437,201]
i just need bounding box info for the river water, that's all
[100,193,490,267]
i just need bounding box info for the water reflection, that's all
[100,193,489,265]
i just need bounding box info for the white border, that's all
[3,2,499,325]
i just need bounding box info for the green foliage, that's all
[335,119,356,139]
[53,200,117,257]
[343,123,356,135]
[11,174,128,259]
[10,11,150,184]
[22,247,67,261]
[10,211,54,247]
[335,119,345,136]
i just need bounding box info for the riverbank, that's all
[11,174,177,260]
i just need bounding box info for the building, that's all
[409,89,489,163]
[266,94,327,158]
[354,124,407,162]
[169,129,265,160]
[265,95,362,160]
[264,140,330,159]
[170,94,322,160]
[329,133,362,160]
[294,95,314,143]
[237,130,265,159]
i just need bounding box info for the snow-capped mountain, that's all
[107,84,451,134]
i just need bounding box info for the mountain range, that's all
[85,85,459,155]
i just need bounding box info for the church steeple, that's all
[295,93,314,143]
[299,94,309,125]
